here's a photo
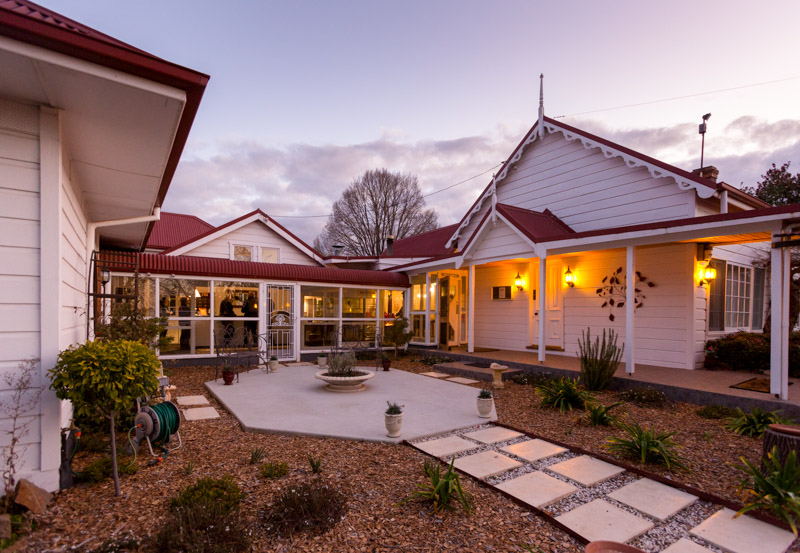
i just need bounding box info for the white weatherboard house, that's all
[0,1,208,490]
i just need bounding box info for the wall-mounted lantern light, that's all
[564,266,576,288]
[100,266,111,286]
[514,272,525,291]
[698,264,717,286]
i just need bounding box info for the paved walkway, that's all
[205,364,496,443]
[410,423,797,553]
[418,347,800,417]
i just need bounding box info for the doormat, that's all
[473,347,499,353]
[730,377,793,393]
[465,362,492,369]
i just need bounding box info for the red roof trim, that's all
[0,1,210,250]
[100,251,409,288]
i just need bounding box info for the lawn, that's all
[21,357,776,552]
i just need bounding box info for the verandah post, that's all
[538,255,546,363]
[770,241,790,399]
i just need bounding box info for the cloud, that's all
[166,116,800,244]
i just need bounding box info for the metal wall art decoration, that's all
[596,267,656,321]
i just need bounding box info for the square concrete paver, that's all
[555,499,654,543]
[420,371,450,378]
[690,507,796,553]
[176,395,209,406]
[446,377,479,384]
[183,407,219,421]
[501,439,566,462]
[496,471,577,508]
[416,436,479,458]
[463,426,523,444]
[548,455,625,486]
[608,478,697,521]
[662,539,714,553]
[453,450,522,479]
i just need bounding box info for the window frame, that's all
[707,259,764,334]
[228,241,281,263]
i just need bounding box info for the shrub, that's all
[420,355,454,366]
[383,316,414,358]
[705,331,800,377]
[308,455,322,474]
[585,401,622,427]
[606,419,689,471]
[401,458,473,515]
[726,407,791,438]
[695,405,739,419]
[536,377,593,413]
[78,456,137,484]
[94,299,171,350]
[153,499,251,553]
[619,386,668,407]
[736,446,800,535]
[326,350,359,376]
[578,328,624,391]
[249,446,267,465]
[265,480,347,535]
[511,371,554,387]
[260,461,289,479]
[170,475,244,514]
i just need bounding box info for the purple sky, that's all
[45,0,800,242]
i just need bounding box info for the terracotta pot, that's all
[382,358,391,371]
[222,370,235,385]
[385,413,402,437]
[477,398,493,418]
[585,541,645,553]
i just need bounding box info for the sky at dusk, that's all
[44,0,800,242]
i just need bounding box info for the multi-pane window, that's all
[752,267,766,330]
[707,259,726,331]
[724,264,751,329]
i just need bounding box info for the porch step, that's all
[432,362,522,382]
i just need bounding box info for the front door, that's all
[530,260,564,350]
[265,284,295,359]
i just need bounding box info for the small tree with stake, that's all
[49,340,160,497]
[383,316,414,359]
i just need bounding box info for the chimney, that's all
[385,236,395,256]
[331,244,344,256]
[692,166,719,183]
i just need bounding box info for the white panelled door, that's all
[530,260,565,350]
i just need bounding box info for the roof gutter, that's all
[87,208,161,280]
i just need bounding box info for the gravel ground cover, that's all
[22,363,581,553]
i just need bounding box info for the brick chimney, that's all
[385,236,395,256]
[692,165,719,182]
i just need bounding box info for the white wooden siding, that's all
[59,153,87,350]
[183,221,321,266]
[696,196,719,217]
[473,264,530,350]
[468,220,533,264]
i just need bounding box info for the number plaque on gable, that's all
[492,286,512,300]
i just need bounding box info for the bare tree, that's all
[317,169,438,256]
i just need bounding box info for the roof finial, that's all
[538,73,544,140]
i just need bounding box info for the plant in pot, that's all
[477,388,493,418]
[315,349,374,392]
[381,353,391,371]
[317,352,328,368]
[222,366,236,385]
[268,355,279,372]
[385,401,404,438]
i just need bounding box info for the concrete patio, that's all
[205,364,495,443]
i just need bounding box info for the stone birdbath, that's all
[489,362,509,389]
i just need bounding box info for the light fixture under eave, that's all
[514,272,525,291]
[564,266,576,288]
[698,265,717,286]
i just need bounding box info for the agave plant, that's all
[536,377,593,413]
[400,457,473,514]
[606,418,689,471]
[585,401,623,427]
[736,447,800,535]
[726,407,791,438]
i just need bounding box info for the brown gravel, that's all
[24,362,582,553]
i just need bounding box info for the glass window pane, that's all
[411,275,426,311]
[161,319,211,355]
[342,322,376,346]
[110,276,155,316]
[411,314,425,342]
[213,281,259,318]
[233,245,252,261]
[342,288,376,318]
[301,321,338,350]
[261,247,279,263]
[301,286,339,318]
[379,290,404,319]
[159,279,210,317]
[430,275,438,312]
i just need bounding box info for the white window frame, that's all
[708,259,764,335]
[228,241,281,263]
[724,263,752,331]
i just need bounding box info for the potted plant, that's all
[477,388,493,418]
[222,367,236,385]
[268,355,279,372]
[381,354,391,371]
[315,350,374,392]
[317,352,328,368]
[385,401,404,437]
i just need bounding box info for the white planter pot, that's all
[315,369,375,392]
[317,356,328,368]
[268,359,279,372]
[385,413,402,437]
[477,398,494,418]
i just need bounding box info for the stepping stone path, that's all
[176,395,209,406]
[446,376,479,384]
[410,424,797,553]
[182,406,220,421]
[420,371,450,378]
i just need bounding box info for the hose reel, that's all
[128,400,182,457]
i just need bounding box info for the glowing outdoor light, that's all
[514,272,525,291]
[564,266,576,288]
[698,265,717,286]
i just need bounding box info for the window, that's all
[342,288,376,318]
[725,264,751,329]
[411,275,426,311]
[708,259,726,331]
[708,260,763,332]
[301,286,339,318]
[752,267,766,330]
[232,244,252,261]
[261,247,279,264]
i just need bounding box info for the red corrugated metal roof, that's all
[146,212,215,250]
[99,251,409,288]
[386,224,459,257]
[496,204,575,242]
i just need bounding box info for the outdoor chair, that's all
[214,326,258,382]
